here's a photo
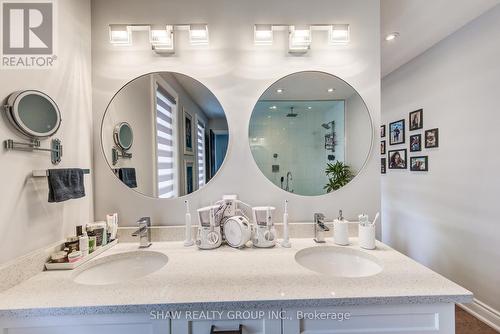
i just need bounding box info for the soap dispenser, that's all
[333,210,349,246]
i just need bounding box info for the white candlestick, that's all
[184,200,194,246]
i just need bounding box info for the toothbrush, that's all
[281,200,291,248]
[183,200,194,246]
[372,212,380,226]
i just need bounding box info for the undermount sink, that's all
[73,251,168,285]
[295,246,383,278]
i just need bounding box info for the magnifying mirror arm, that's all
[4,138,62,165]
[112,147,133,166]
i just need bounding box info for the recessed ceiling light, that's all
[307,106,312,110]
[327,88,335,93]
[269,105,277,110]
[385,32,400,42]
[276,88,284,94]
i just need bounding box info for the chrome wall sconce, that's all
[254,23,350,53]
[109,24,209,54]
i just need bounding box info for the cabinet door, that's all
[171,311,281,334]
[0,313,170,334]
[282,303,455,334]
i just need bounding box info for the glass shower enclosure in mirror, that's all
[102,72,229,198]
[249,71,372,196]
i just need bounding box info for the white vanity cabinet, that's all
[0,303,456,334]
[0,313,170,334]
[282,304,455,334]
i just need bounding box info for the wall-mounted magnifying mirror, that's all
[249,71,372,196]
[102,72,229,198]
[5,90,61,138]
[114,122,133,150]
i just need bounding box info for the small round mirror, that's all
[249,71,372,196]
[5,90,61,138]
[114,122,133,150]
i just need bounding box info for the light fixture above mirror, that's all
[252,23,350,52]
[108,24,210,53]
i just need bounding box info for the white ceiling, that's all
[381,0,500,77]
[260,72,357,101]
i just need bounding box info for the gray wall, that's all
[91,0,381,225]
[0,0,92,265]
[382,5,500,314]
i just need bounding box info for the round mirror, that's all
[249,71,372,196]
[114,122,133,150]
[5,90,61,138]
[102,72,229,199]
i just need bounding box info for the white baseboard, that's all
[459,298,500,332]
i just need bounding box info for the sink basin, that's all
[73,251,168,285]
[295,246,382,278]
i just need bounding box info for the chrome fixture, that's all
[4,138,62,165]
[285,171,293,192]
[313,213,330,243]
[132,217,152,248]
[253,24,350,51]
[109,24,209,52]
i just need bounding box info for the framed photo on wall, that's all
[183,108,194,155]
[380,125,386,138]
[410,134,422,152]
[388,149,407,169]
[381,140,386,155]
[184,159,195,194]
[410,156,428,171]
[389,119,405,145]
[409,109,423,130]
[425,128,439,148]
[381,158,386,174]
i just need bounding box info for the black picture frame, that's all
[409,109,423,131]
[380,125,386,138]
[388,149,407,169]
[410,134,422,152]
[381,158,386,174]
[381,140,386,155]
[410,156,428,171]
[389,119,405,145]
[425,128,439,148]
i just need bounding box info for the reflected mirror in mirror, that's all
[102,72,229,198]
[249,71,372,196]
[114,122,133,150]
[5,90,61,138]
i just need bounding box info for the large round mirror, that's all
[102,72,229,198]
[5,90,61,138]
[249,71,372,196]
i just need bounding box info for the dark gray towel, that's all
[47,169,85,203]
[118,168,137,188]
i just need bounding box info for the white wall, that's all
[346,92,372,173]
[91,0,380,225]
[102,74,155,195]
[382,5,500,313]
[0,0,92,265]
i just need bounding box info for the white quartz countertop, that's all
[0,238,472,317]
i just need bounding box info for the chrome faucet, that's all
[313,213,330,243]
[132,217,152,248]
[285,171,293,192]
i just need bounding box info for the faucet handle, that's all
[314,213,325,221]
[138,217,151,227]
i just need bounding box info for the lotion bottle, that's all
[79,228,89,257]
[333,210,349,246]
